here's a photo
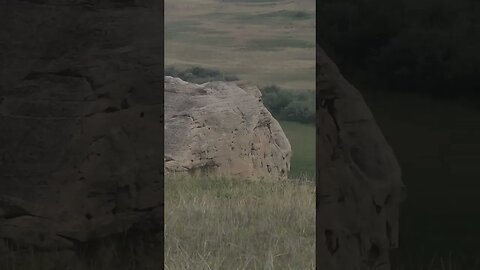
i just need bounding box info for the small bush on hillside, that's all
[164,65,238,84]
[261,85,315,124]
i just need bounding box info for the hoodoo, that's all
[317,46,406,270]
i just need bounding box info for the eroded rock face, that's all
[0,73,163,251]
[0,1,163,259]
[164,76,291,180]
[317,46,406,270]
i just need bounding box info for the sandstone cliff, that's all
[164,76,292,180]
[317,46,406,270]
[0,1,164,267]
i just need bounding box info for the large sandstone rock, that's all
[317,46,406,270]
[164,76,291,180]
[0,1,164,264]
[0,72,163,247]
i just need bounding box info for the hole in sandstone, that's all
[103,107,119,113]
[368,243,381,262]
[325,229,339,254]
[121,98,130,109]
[140,112,144,118]
[97,92,110,99]
[384,194,392,205]
[373,200,382,214]
[386,221,392,244]
[23,72,43,80]
[85,213,92,220]
[112,208,117,215]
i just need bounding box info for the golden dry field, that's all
[165,0,315,90]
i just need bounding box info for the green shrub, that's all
[164,65,239,84]
[261,85,315,124]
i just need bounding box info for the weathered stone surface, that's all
[0,71,163,249]
[317,46,406,270]
[164,76,292,180]
[0,0,163,258]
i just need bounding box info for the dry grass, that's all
[164,0,315,90]
[164,174,315,270]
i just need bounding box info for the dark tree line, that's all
[318,0,480,99]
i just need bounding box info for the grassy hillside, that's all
[279,121,315,179]
[165,0,315,90]
[164,175,315,269]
